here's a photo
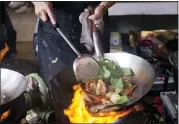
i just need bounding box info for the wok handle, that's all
[89,9,104,58]
[93,28,104,58]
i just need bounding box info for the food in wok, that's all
[83,59,137,113]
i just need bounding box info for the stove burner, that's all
[55,101,164,124]
[114,111,148,124]
[113,101,164,124]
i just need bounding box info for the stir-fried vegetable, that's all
[84,59,136,112]
[95,59,135,104]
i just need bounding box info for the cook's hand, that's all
[87,6,104,31]
[88,5,104,21]
[32,2,56,25]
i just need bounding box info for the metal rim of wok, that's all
[54,52,155,113]
[169,51,178,69]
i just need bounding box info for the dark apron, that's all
[33,7,110,90]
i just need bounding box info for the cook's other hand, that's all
[32,2,56,25]
[79,7,94,53]
[89,2,116,23]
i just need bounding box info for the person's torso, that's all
[37,1,109,51]
[38,1,101,36]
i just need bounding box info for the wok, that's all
[52,52,155,122]
[1,68,28,105]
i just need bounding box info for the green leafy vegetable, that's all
[115,88,123,93]
[110,68,122,78]
[94,59,136,105]
[110,77,123,89]
[102,66,111,78]
[116,94,129,104]
[120,68,134,76]
[96,68,104,79]
[105,59,117,70]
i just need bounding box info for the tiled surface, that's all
[7,9,36,42]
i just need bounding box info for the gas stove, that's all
[113,93,177,124]
[1,47,177,124]
[54,91,175,124]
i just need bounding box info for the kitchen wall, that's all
[109,15,178,33]
[108,2,177,16]
[108,2,178,33]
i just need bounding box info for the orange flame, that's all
[0,43,9,62]
[64,85,138,123]
[0,109,11,122]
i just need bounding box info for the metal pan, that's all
[52,52,155,121]
[1,68,28,105]
[51,16,155,121]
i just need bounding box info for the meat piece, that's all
[96,79,107,96]
[89,103,120,113]
[85,92,102,103]
[101,99,113,106]
[85,79,97,94]
[90,82,97,92]
[83,93,92,103]
[89,103,105,113]
[85,79,107,96]
[98,106,121,113]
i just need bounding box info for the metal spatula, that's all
[52,24,99,83]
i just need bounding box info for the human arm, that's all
[32,2,56,25]
[89,2,116,20]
